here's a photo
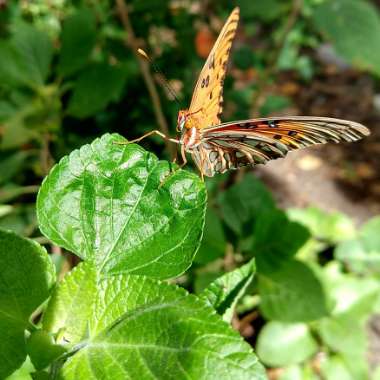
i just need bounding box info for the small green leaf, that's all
[200,259,256,322]
[259,260,328,322]
[26,330,66,370]
[67,63,128,118]
[11,22,53,86]
[195,207,226,264]
[0,21,53,88]
[43,262,97,346]
[320,356,353,380]
[312,0,380,76]
[287,207,356,243]
[58,8,96,76]
[335,216,380,274]
[37,134,207,279]
[0,229,55,378]
[252,209,310,271]
[219,175,275,236]
[59,274,266,380]
[257,321,318,367]
[318,314,368,360]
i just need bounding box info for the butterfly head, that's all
[177,110,190,132]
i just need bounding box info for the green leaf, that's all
[278,365,303,380]
[0,42,30,87]
[318,314,368,365]
[317,264,377,370]
[335,216,380,274]
[5,357,34,380]
[322,262,380,316]
[237,0,287,21]
[0,151,30,185]
[320,356,354,380]
[360,216,380,252]
[0,23,53,88]
[312,0,380,76]
[257,321,318,367]
[67,63,128,118]
[200,259,256,322]
[259,260,328,322]
[219,175,275,236]
[195,207,226,264]
[0,229,55,378]
[37,134,207,279]
[58,274,266,380]
[11,22,53,86]
[43,262,97,346]
[58,8,96,76]
[26,330,66,370]
[287,207,356,243]
[252,209,310,272]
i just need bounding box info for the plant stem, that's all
[251,0,303,116]
[115,0,175,157]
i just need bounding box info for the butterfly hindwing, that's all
[189,7,240,129]
[196,116,370,175]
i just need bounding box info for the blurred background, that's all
[1,1,380,379]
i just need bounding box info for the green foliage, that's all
[0,136,267,379]
[335,216,380,274]
[200,259,256,322]
[57,265,266,380]
[312,0,380,76]
[194,207,226,264]
[219,176,275,236]
[0,22,52,88]
[37,134,207,279]
[0,229,55,378]
[58,8,96,76]
[257,322,318,367]
[1,1,380,378]
[258,260,329,322]
[67,63,128,118]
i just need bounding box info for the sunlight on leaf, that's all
[37,134,207,279]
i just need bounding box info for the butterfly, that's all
[130,7,370,179]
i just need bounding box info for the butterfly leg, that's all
[114,130,179,145]
[180,144,188,167]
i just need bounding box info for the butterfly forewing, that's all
[189,7,240,129]
[194,117,370,176]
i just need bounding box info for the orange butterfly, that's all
[131,7,370,178]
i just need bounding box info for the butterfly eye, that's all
[177,115,186,132]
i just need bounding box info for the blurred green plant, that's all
[1,1,380,379]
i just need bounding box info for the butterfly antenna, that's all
[137,48,181,105]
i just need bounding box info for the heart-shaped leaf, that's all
[54,264,266,380]
[259,260,329,322]
[37,133,207,279]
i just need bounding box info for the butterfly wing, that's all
[194,116,370,176]
[188,7,240,129]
